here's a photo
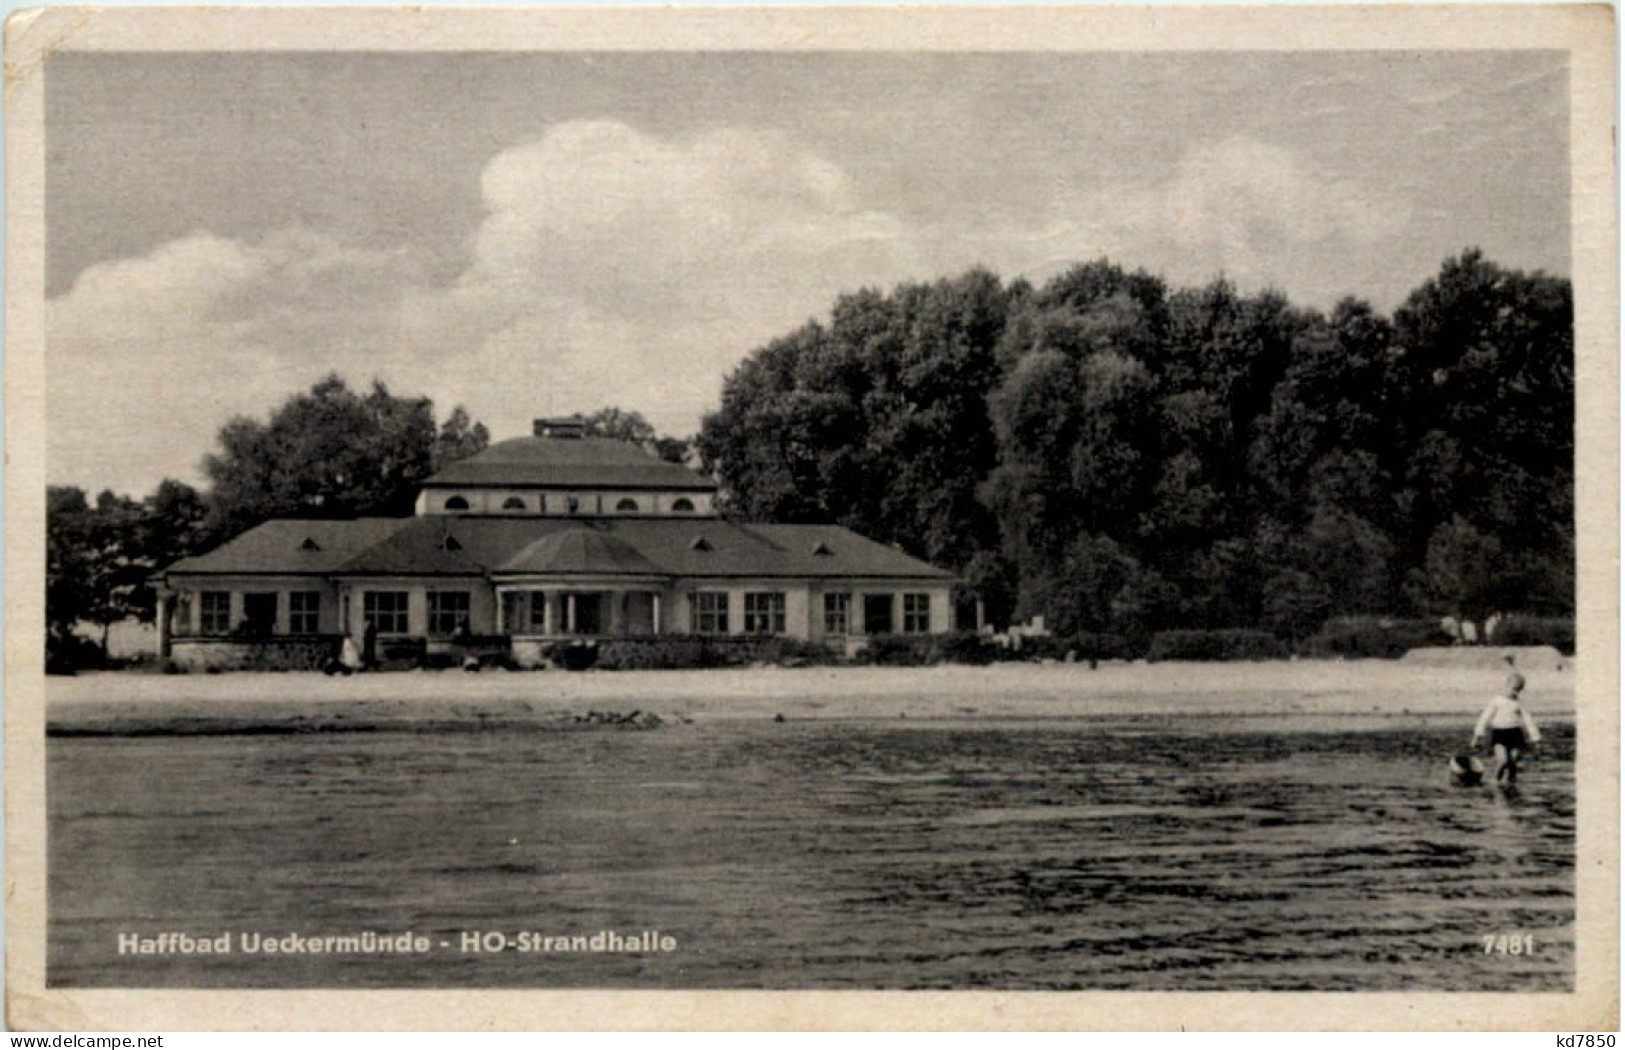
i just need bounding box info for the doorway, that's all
[242,592,278,635]
[863,593,894,635]
[570,593,602,635]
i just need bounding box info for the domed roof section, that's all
[499,528,669,576]
[424,436,716,491]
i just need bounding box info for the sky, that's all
[44,50,1572,496]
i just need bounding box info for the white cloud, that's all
[995,137,1413,303]
[47,230,433,494]
[46,127,1411,494]
[47,122,928,493]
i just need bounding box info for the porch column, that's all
[976,599,986,632]
[495,588,507,634]
[566,593,577,634]
[609,592,626,636]
[652,592,662,635]
[543,590,557,635]
[156,593,173,657]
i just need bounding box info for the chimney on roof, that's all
[534,416,586,440]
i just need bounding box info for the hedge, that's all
[1299,617,1455,659]
[1065,631,1138,661]
[1492,616,1575,655]
[1147,629,1288,662]
[858,631,998,666]
[594,635,839,671]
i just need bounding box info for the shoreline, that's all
[44,659,1576,734]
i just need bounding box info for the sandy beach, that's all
[46,651,1575,733]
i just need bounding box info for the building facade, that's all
[157,417,957,667]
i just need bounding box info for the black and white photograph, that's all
[6,5,1617,1032]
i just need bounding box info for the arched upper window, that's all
[444,495,470,511]
[671,497,696,513]
[502,496,527,511]
[615,497,640,513]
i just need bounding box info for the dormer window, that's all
[444,495,470,511]
[299,537,321,551]
[443,535,463,552]
[689,536,713,552]
[672,497,696,513]
[502,496,527,511]
[811,540,834,556]
[616,497,640,513]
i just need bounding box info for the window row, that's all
[822,592,931,635]
[192,591,322,635]
[360,591,474,637]
[441,494,698,514]
[687,591,934,636]
[186,589,935,638]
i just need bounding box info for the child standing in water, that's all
[1472,672,1541,786]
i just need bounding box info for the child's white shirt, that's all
[1474,695,1541,742]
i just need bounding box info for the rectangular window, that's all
[200,591,231,635]
[364,591,410,636]
[823,592,851,635]
[903,593,931,634]
[528,593,549,632]
[428,591,471,637]
[289,591,322,634]
[744,592,786,635]
[691,591,729,635]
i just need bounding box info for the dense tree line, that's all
[698,250,1574,640]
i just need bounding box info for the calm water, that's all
[48,717,1574,990]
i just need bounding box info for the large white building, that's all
[157,417,957,668]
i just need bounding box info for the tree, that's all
[1391,250,1574,612]
[431,406,490,472]
[701,271,1009,572]
[582,406,691,464]
[1408,515,1506,624]
[203,374,482,534]
[46,486,94,652]
[1262,567,1332,643]
[46,486,153,663]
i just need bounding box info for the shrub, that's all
[45,632,107,676]
[1492,616,1575,655]
[858,634,939,666]
[747,637,841,667]
[1147,629,1288,662]
[1066,631,1138,661]
[593,636,841,671]
[1008,634,1069,661]
[1299,617,1455,659]
[596,637,719,671]
[545,641,601,671]
[233,642,338,672]
[931,631,997,665]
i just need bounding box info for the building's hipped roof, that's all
[332,519,491,576]
[422,436,716,491]
[500,529,668,577]
[164,516,955,581]
[600,521,955,580]
[162,518,406,575]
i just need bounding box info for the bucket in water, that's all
[1449,754,1486,787]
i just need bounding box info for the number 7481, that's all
[1482,934,1536,955]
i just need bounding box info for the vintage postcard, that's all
[5,4,1617,1032]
